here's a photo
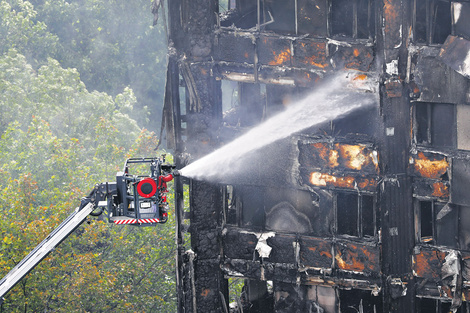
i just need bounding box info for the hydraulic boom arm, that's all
[0,156,177,305]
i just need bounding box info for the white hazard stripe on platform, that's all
[138,218,160,224]
[114,218,160,225]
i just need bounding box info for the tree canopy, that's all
[1,0,167,130]
[0,0,177,311]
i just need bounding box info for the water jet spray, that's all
[178,72,378,183]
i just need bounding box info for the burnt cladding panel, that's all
[292,40,329,70]
[413,248,446,280]
[335,241,381,273]
[258,36,292,67]
[223,228,258,259]
[329,45,375,71]
[412,179,449,200]
[411,151,449,180]
[413,52,468,108]
[412,47,469,103]
[266,234,297,263]
[299,237,334,269]
[214,33,255,64]
[439,35,470,80]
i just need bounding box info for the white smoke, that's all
[180,72,378,182]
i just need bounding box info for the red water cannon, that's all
[104,156,178,226]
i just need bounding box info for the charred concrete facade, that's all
[161,0,470,312]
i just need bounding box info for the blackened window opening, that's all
[337,193,359,236]
[362,195,374,237]
[420,201,434,244]
[340,289,383,313]
[416,103,431,145]
[220,0,277,30]
[221,81,266,127]
[331,0,353,37]
[224,185,238,225]
[221,0,329,36]
[264,0,296,34]
[417,298,469,313]
[413,0,452,45]
[417,297,437,313]
[330,0,375,39]
[221,80,239,113]
[337,193,375,238]
[415,102,456,148]
[219,0,229,12]
[417,200,460,248]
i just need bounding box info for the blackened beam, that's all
[180,60,378,91]
[221,226,381,289]
[223,257,382,292]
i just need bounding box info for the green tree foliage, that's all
[0,0,177,311]
[0,50,140,144]
[30,0,168,130]
[0,0,58,66]
[0,119,178,312]
[1,0,167,131]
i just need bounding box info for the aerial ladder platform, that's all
[0,156,178,304]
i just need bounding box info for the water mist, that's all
[179,73,378,182]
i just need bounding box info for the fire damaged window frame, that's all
[218,0,289,32]
[221,80,266,128]
[412,0,452,45]
[334,191,376,239]
[223,184,240,226]
[413,102,457,149]
[416,296,470,313]
[413,198,470,250]
[339,288,383,313]
[328,0,376,40]
[416,198,442,245]
[219,0,234,12]
[218,0,330,36]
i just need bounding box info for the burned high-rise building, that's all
[160,0,470,312]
